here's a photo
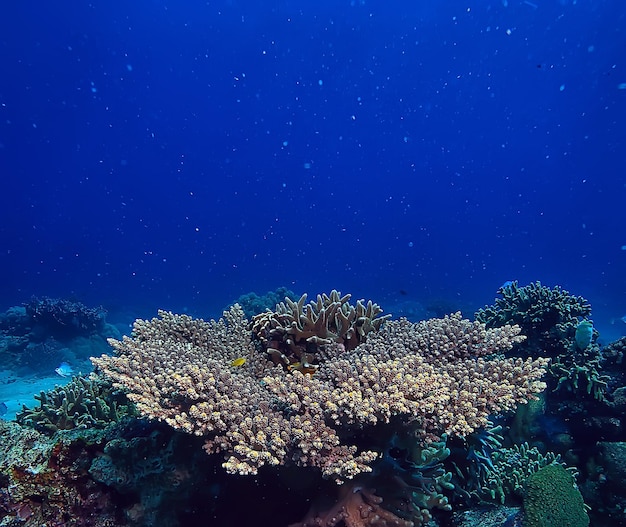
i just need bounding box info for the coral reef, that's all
[86,426,211,526]
[91,298,548,492]
[6,285,626,526]
[16,374,137,435]
[0,298,120,375]
[0,417,226,527]
[23,297,107,340]
[0,420,121,526]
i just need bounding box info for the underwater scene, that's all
[1,1,626,526]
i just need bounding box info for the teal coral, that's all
[475,281,591,356]
[16,374,137,434]
[550,355,608,400]
[479,442,572,504]
[524,463,589,527]
[476,281,607,400]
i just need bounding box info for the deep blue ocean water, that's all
[1,1,625,337]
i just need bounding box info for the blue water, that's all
[1,1,625,335]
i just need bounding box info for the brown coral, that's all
[251,290,391,372]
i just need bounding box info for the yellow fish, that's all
[231,357,246,367]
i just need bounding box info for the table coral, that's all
[92,296,548,488]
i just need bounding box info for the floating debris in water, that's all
[55,362,74,377]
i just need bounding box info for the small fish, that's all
[55,362,74,377]
[231,357,246,367]
[0,402,7,416]
[621,315,626,325]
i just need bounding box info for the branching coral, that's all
[233,286,299,319]
[16,374,137,434]
[477,442,574,504]
[92,297,548,493]
[475,281,591,337]
[475,281,607,400]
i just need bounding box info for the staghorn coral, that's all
[16,374,137,435]
[251,290,391,372]
[92,299,548,493]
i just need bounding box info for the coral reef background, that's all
[1,286,626,526]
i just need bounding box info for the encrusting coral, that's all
[91,292,549,493]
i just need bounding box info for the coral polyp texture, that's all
[91,294,549,483]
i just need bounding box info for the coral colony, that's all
[92,291,548,524]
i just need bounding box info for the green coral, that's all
[550,354,608,400]
[524,463,589,527]
[475,281,607,400]
[16,374,137,434]
[479,442,573,504]
[475,281,591,356]
[405,436,455,513]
